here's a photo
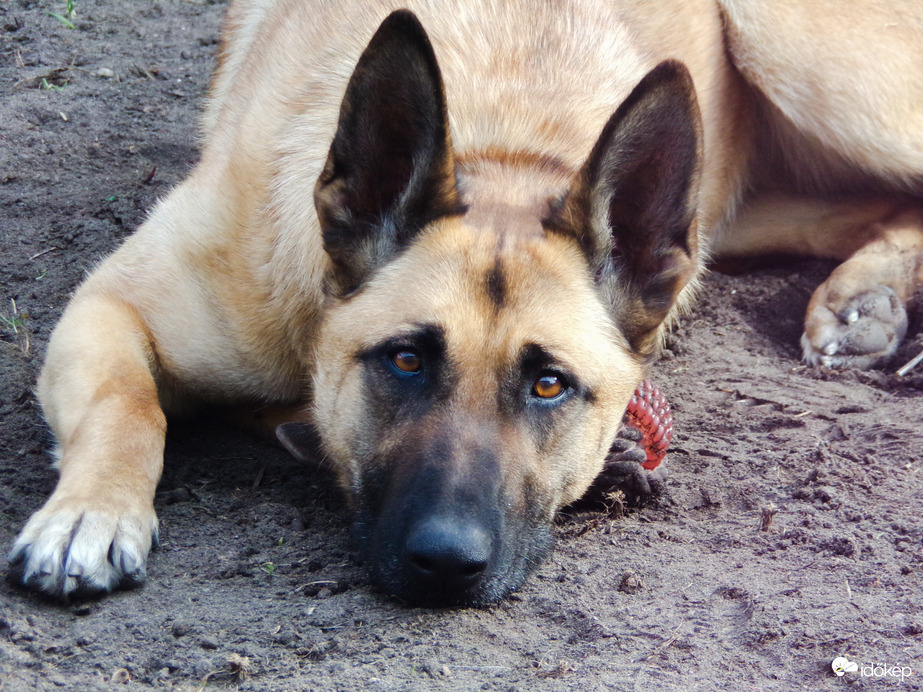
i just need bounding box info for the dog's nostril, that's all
[409,553,436,574]
[459,560,487,578]
[408,550,487,579]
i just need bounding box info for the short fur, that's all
[9,0,923,605]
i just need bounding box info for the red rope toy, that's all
[624,379,673,470]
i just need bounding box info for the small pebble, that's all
[94,67,115,79]
[110,668,130,684]
[420,658,449,678]
[618,571,644,594]
[163,487,193,505]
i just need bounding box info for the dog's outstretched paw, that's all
[803,285,907,369]
[8,499,158,600]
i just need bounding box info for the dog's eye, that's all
[390,349,422,374]
[532,373,565,399]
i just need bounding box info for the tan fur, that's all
[10,0,923,602]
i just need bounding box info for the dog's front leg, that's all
[9,289,165,599]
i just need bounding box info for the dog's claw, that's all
[7,504,157,600]
[577,434,667,507]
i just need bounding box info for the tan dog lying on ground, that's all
[9,0,923,606]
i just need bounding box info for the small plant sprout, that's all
[40,78,65,92]
[1,299,31,355]
[49,1,77,30]
[260,562,276,578]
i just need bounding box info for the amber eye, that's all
[532,373,565,399]
[390,350,422,374]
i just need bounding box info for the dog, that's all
[9,0,923,606]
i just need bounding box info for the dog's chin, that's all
[352,516,553,608]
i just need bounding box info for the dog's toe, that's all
[803,285,907,369]
[8,503,157,600]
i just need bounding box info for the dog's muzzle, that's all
[351,438,552,607]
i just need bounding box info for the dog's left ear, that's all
[276,422,323,464]
[546,60,703,357]
[315,10,464,296]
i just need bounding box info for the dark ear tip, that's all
[381,8,423,26]
[361,9,442,91]
[639,60,696,99]
[373,9,429,45]
[648,59,693,80]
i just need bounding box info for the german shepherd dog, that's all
[9,0,923,606]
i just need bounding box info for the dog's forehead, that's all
[343,216,628,366]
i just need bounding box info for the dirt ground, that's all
[1,1,922,690]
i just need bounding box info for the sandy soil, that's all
[1,2,921,690]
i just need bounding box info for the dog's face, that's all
[303,11,702,606]
[312,215,642,604]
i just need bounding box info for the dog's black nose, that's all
[404,516,492,595]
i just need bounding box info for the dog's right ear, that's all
[315,10,465,297]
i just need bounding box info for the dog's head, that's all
[292,11,701,606]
